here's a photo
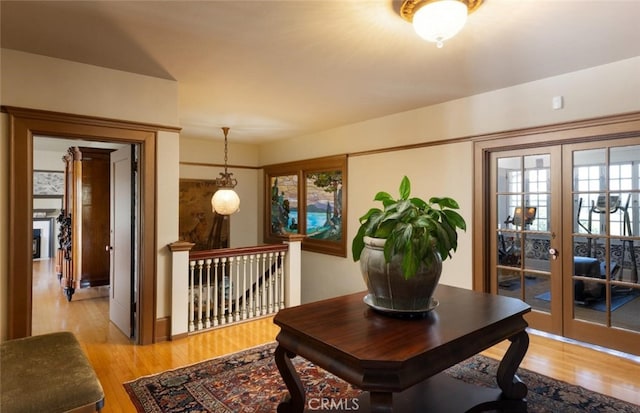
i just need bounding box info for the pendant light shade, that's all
[211,127,240,215]
[211,188,240,215]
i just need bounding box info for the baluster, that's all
[188,260,196,332]
[204,258,212,329]
[241,255,248,320]
[254,253,260,316]
[227,257,235,323]
[249,254,255,318]
[220,257,227,325]
[267,252,274,314]
[272,252,278,313]
[233,256,240,321]
[213,257,220,327]
[261,252,267,316]
[197,260,204,330]
[273,248,280,313]
[253,253,262,317]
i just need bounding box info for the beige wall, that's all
[257,56,640,304]
[1,49,179,126]
[156,131,181,318]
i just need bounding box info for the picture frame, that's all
[179,179,230,251]
[264,155,347,257]
[33,170,64,197]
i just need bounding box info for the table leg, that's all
[369,391,393,413]
[496,329,529,399]
[274,344,305,413]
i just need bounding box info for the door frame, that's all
[5,106,171,345]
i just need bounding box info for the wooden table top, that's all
[274,284,530,390]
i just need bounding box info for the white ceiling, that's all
[2,0,640,143]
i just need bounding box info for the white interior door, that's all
[110,146,133,337]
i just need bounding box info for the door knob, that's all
[105,245,113,251]
[549,248,558,260]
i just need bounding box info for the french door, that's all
[489,138,640,355]
[562,139,640,352]
[490,147,563,334]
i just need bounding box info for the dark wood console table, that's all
[273,284,531,412]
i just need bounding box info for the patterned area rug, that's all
[124,342,639,413]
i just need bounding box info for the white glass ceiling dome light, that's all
[211,127,240,215]
[400,0,483,48]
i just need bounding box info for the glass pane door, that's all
[492,147,562,333]
[566,141,640,348]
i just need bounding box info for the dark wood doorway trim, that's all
[5,106,175,345]
[472,112,640,293]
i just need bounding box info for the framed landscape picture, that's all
[264,155,347,257]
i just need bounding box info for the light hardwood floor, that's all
[31,259,640,412]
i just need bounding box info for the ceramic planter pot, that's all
[359,236,442,313]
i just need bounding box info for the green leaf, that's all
[409,197,427,209]
[351,223,368,261]
[358,208,382,224]
[402,246,418,280]
[394,199,412,215]
[430,196,460,210]
[442,209,467,231]
[374,219,395,238]
[374,191,392,202]
[399,176,411,200]
[383,233,396,262]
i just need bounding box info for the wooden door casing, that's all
[5,106,163,344]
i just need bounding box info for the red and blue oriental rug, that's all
[124,342,639,412]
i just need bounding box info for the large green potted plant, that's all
[352,176,466,314]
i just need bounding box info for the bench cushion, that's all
[1,331,104,413]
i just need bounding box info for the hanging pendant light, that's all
[400,0,483,48]
[211,127,240,215]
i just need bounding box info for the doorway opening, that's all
[32,136,139,341]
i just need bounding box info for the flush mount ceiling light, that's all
[211,126,240,215]
[400,0,483,48]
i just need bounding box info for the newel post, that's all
[283,234,305,307]
[168,240,195,340]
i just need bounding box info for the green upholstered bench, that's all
[1,331,104,413]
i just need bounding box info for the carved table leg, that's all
[275,344,305,413]
[496,329,529,399]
